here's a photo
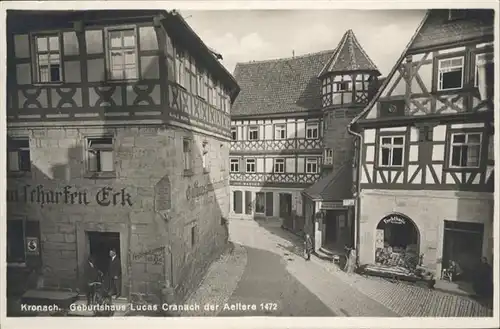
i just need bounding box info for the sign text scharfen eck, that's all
[6,185,133,207]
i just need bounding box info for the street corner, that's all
[181,242,248,316]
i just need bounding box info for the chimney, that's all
[292,50,295,58]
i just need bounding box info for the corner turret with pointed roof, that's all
[318,29,381,108]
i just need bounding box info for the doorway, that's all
[87,231,121,275]
[324,210,338,248]
[279,193,292,228]
[442,221,484,281]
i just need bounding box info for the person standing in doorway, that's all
[108,248,121,299]
[85,256,102,305]
[304,234,313,261]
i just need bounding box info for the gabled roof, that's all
[349,9,494,126]
[318,29,380,77]
[231,50,335,117]
[303,164,353,201]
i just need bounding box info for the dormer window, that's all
[448,9,466,21]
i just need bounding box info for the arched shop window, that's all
[375,213,420,268]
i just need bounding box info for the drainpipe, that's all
[347,123,362,266]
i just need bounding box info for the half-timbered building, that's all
[302,30,381,253]
[6,10,239,302]
[229,52,330,229]
[349,9,494,281]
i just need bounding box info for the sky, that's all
[181,10,427,76]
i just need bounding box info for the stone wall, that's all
[358,189,494,275]
[7,124,230,301]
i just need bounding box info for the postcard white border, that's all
[0,1,498,328]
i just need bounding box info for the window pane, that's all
[19,150,31,171]
[467,145,480,166]
[49,54,60,64]
[36,37,48,52]
[38,54,49,65]
[125,68,137,80]
[122,30,136,47]
[452,134,466,143]
[392,148,403,166]
[111,52,124,67]
[394,137,404,145]
[381,137,391,145]
[111,69,124,80]
[8,151,20,171]
[124,51,136,65]
[442,70,462,89]
[109,31,122,48]
[381,148,390,165]
[451,146,462,166]
[50,65,60,82]
[100,151,114,172]
[467,134,481,144]
[49,36,59,51]
[88,150,98,172]
[39,66,49,82]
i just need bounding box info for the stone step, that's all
[315,248,334,261]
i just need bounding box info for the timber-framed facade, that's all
[350,9,494,281]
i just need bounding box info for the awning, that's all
[302,164,353,202]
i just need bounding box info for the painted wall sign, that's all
[26,237,39,255]
[6,185,133,207]
[321,202,345,210]
[132,246,165,265]
[382,215,407,225]
[186,178,228,201]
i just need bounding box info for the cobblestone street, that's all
[183,218,493,317]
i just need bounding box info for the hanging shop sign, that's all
[382,214,407,225]
[26,237,39,255]
[321,202,344,210]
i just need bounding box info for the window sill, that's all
[203,168,210,174]
[322,163,333,167]
[7,262,27,268]
[443,166,482,173]
[183,169,194,177]
[7,171,31,178]
[105,78,140,84]
[84,172,117,179]
[374,165,404,171]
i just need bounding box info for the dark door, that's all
[279,193,292,217]
[87,231,121,275]
[233,191,242,214]
[324,211,338,245]
[265,192,274,216]
[245,191,252,214]
[442,221,484,281]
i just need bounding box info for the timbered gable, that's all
[359,120,494,192]
[360,9,494,121]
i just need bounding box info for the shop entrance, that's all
[87,231,121,276]
[375,213,420,268]
[442,221,484,281]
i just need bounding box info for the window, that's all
[322,76,332,96]
[176,49,186,87]
[230,159,239,172]
[379,136,404,167]
[306,122,319,139]
[231,127,237,141]
[324,148,333,165]
[449,132,481,168]
[7,139,31,172]
[274,124,286,140]
[475,52,494,87]
[7,220,25,264]
[274,158,285,173]
[187,56,197,94]
[248,127,259,141]
[437,57,464,91]
[34,34,62,83]
[306,158,318,173]
[87,137,114,173]
[333,75,352,92]
[246,159,256,173]
[108,29,138,80]
[197,68,206,99]
[183,138,192,172]
[202,141,209,173]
